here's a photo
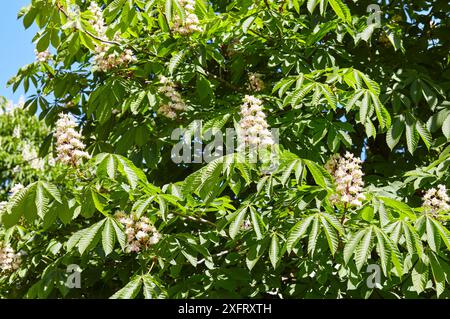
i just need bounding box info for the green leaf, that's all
[111,218,126,251]
[374,228,391,275]
[110,276,142,299]
[142,275,166,299]
[320,215,338,255]
[429,252,446,297]
[426,217,439,252]
[41,182,62,204]
[249,206,263,240]
[442,114,450,139]
[304,159,331,188]
[386,117,405,150]
[405,115,419,154]
[229,206,248,239]
[344,229,365,264]
[307,0,319,14]
[307,216,320,256]
[169,50,186,75]
[415,121,432,150]
[242,15,256,33]
[35,182,49,219]
[355,227,373,271]
[287,215,315,252]
[431,219,450,251]
[102,218,116,256]
[379,197,416,219]
[328,0,351,23]
[78,219,106,255]
[269,234,280,269]
[411,259,428,294]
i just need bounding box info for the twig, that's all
[56,1,121,46]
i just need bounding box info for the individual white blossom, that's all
[325,152,366,208]
[55,113,91,165]
[0,201,7,212]
[248,73,265,92]
[88,2,135,72]
[0,244,22,273]
[10,184,24,198]
[241,219,252,231]
[35,49,52,63]
[115,212,161,253]
[238,95,274,149]
[157,75,186,119]
[173,0,203,35]
[422,184,450,216]
[22,143,45,171]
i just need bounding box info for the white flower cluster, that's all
[92,47,135,73]
[238,95,274,149]
[422,184,450,216]
[0,244,21,273]
[0,201,7,212]
[173,0,203,35]
[88,2,135,72]
[325,152,366,208]
[22,143,45,171]
[157,76,186,119]
[55,113,91,165]
[35,49,52,63]
[248,73,265,92]
[115,212,161,253]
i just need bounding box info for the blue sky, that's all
[0,0,37,102]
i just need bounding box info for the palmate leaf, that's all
[94,153,147,188]
[411,259,428,294]
[1,181,62,227]
[69,217,126,256]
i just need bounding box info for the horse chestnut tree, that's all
[1,0,450,299]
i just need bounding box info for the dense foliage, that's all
[1,0,450,298]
